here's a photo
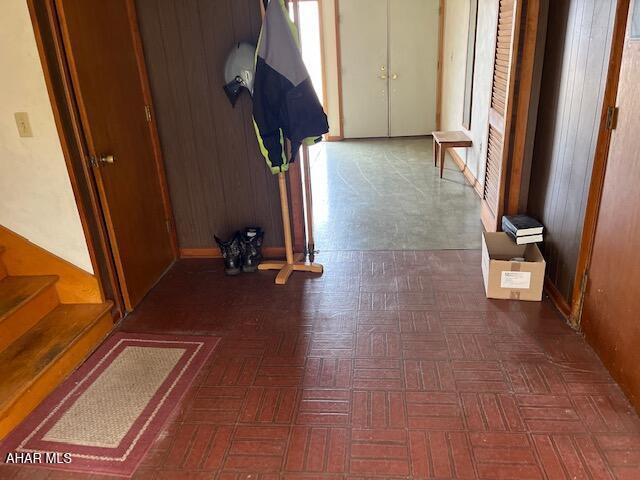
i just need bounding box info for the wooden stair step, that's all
[0,275,58,320]
[0,302,113,439]
[0,275,59,352]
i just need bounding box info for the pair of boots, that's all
[215,227,264,275]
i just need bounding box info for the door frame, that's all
[480,0,549,231]
[290,0,329,114]
[334,0,445,137]
[436,0,445,131]
[26,0,179,318]
[288,0,322,255]
[567,0,631,327]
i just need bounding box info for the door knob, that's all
[391,73,399,80]
[99,154,115,164]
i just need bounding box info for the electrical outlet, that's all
[14,112,33,137]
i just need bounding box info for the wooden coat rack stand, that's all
[257,0,323,284]
[258,172,323,284]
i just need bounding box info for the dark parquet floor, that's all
[2,251,639,479]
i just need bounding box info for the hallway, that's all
[310,138,482,251]
[3,252,639,479]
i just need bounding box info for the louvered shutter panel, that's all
[481,0,519,231]
[483,125,503,216]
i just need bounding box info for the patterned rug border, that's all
[0,332,220,477]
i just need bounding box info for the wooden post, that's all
[258,172,323,284]
[279,172,294,265]
[302,146,316,260]
[256,1,323,284]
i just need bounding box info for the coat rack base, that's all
[261,173,324,285]
[258,259,323,285]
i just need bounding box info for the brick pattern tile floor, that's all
[2,251,640,479]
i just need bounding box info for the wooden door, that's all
[339,0,389,138]
[481,0,520,231]
[388,0,439,137]
[581,0,640,409]
[56,0,175,310]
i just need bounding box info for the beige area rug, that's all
[1,332,220,477]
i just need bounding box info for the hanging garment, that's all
[253,0,329,174]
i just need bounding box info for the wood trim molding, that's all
[325,135,344,142]
[180,247,286,259]
[447,149,483,198]
[26,0,124,315]
[436,0,445,131]
[317,0,329,113]
[180,248,221,258]
[569,0,631,328]
[544,275,571,320]
[126,0,178,257]
[334,0,344,139]
[505,0,548,214]
[0,225,102,304]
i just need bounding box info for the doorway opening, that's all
[294,0,483,252]
[30,0,546,314]
[310,138,481,250]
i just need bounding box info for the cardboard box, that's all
[481,232,546,301]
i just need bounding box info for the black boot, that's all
[215,233,242,275]
[240,227,264,273]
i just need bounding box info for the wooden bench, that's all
[432,131,473,178]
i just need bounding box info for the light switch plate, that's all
[14,112,33,137]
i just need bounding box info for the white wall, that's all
[441,0,499,188]
[323,0,498,185]
[320,0,341,138]
[468,0,499,188]
[441,0,469,135]
[0,0,92,272]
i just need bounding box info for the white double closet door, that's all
[340,0,439,138]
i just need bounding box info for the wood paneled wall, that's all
[528,0,616,302]
[135,0,283,249]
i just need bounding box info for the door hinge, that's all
[580,270,589,296]
[144,105,152,122]
[572,269,590,328]
[606,106,618,130]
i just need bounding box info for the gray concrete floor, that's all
[309,137,482,251]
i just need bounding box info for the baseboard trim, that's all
[447,149,483,198]
[180,247,287,259]
[544,276,572,320]
[0,225,102,304]
[325,135,344,142]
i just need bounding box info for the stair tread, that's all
[0,275,58,322]
[0,302,112,412]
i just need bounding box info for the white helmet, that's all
[223,42,256,106]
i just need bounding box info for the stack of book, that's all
[502,215,544,245]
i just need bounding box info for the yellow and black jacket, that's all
[253,0,329,174]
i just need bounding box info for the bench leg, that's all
[433,140,439,167]
[439,146,447,178]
